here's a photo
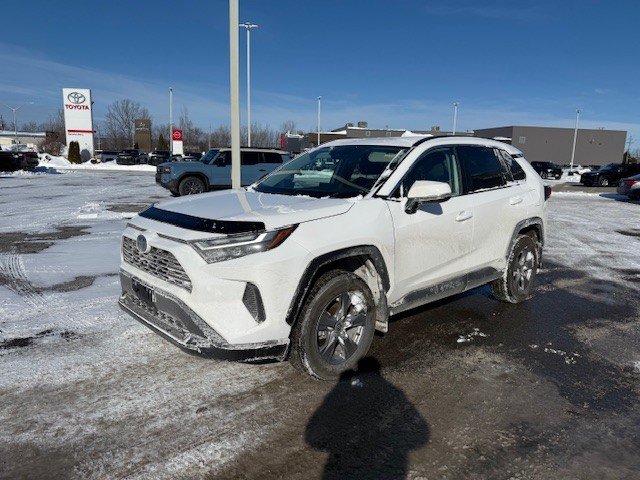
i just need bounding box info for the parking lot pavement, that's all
[0,172,639,479]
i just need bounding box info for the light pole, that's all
[169,87,173,153]
[317,96,322,146]
[3,102,33,145]
[570,108,580,171]
[229,0,241,188]
[452,102,459,135]
[240,22,258,147]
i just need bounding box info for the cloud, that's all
[594,88,610,95]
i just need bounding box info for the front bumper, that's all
[119,270,288,361]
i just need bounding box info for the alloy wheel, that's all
[513,249,535,292]
[315,291,367,365]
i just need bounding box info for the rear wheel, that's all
[491,234,539,303]
[178,176,206,195]
[598,176,610,187]
[290,271,376,380]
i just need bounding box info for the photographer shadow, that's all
[305,357,429,480]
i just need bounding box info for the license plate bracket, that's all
[132,279,155,308]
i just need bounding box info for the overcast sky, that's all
[1,0,638,145]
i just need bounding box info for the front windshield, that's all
[201,149,219,163]
[599,163,616,171]
[254,145,407,197]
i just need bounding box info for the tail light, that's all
[544,186,552,200]
[625,179,638,187]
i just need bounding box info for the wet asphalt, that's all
[0,175,638,479]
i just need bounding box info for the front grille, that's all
[122,236,192,291]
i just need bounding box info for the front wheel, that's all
[178,176,206,195]
[491,234,539,303]
[290,271,376,380]
[598,176,610,187]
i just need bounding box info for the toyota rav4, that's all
[119,136,548,379]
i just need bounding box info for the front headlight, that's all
[162,167,172,173]
[190,225,298,263]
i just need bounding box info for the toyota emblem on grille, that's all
[136,234,150,254]
[67,91,86,104]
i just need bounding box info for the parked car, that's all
[156,148,291,196]
[183,151,203,162]
[116,149,148,165]
[617,174,640,200]
[121,136,548,379]
[93,150,119,163]
[147,150,172,166]
[580,163,640,186]
[0,150,39,171]
[530,161,563,179]
[561,164,591,176]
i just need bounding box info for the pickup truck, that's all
[0,151,39,172]
[156,147,291,196]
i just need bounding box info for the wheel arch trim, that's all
[285,245,390,328]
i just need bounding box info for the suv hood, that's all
[149,189,356,231]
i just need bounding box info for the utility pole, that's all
[240,22,258,147]
[452,102,459,135]
[169,87,173,154]
[229,0,241,188]
[317,96,322,146]
[569,109,580,171]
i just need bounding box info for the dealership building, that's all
[474,125,627,167]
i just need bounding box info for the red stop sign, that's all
[172,129,183,141]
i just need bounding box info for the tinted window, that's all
[497,150,526,181]
[263,152,284,164]
[398,147,460,196]
[242,151,262,165]
[457,145,506,192]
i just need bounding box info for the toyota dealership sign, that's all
[62,88,94,158]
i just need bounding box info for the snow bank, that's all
[38,154,155,173]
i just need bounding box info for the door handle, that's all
[455,211,473,222]
[509,196,523,205]
[259,169,267,172]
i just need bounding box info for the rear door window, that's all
[241,151,262,166]
[457,145,506,192]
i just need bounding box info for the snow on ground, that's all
[0,172,638,478]
[38,154,156,172]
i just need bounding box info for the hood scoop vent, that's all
[139,206,265,234]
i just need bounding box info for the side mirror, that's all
[405,180,452,214]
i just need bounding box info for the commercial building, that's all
[474,126,627,167]
[0,130,47,149]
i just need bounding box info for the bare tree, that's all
[247,122,278,148]
[104,99,150,150]
[210,125,231,148]
[280,120,297,134]
[39,109,66,154]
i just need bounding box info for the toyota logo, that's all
[136,234,150,254]
[67,92,86,104]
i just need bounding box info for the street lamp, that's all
[452,102,459,135]
[229,0,241,189]
[3,102,34,145]
[239,22,258,147]
[317,96,322,146]
[570,108,580,172]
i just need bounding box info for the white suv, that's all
[119,136,548,379]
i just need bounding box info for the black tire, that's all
[491,234,539,303]
[290,270,376,380]
[178,176,206,196]
[170,190,180,197]
[598,176,609,187]
[555,174,562,180]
